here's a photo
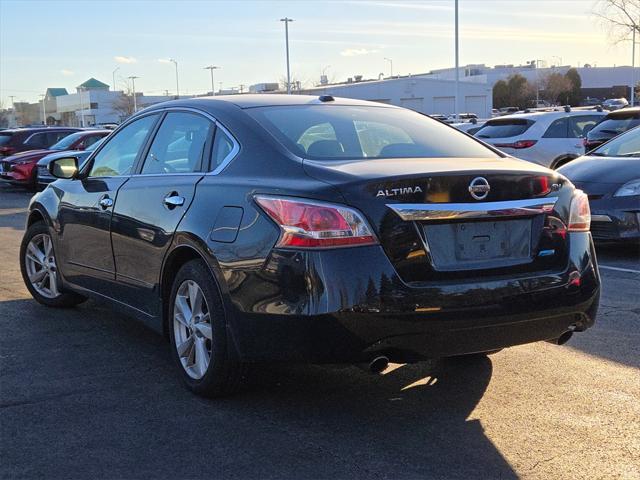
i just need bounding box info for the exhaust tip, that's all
[369,356,389,374]
[546,331,574,345]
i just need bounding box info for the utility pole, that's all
[454,0,460,120]
[204,65,220,95]
[112,66,120,92]
[128,76,139,112]
[170,59,179,98]
[239,84,245,93]
[164,90,169,96]
[384,57,393,78]
[632,22,637,106]
[39,94,46,125]
[9,95,15,108]
[280,17,294,94]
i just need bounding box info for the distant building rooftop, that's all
[78,78,110,89]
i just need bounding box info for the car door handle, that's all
[164,194,185,208]
[99,196,113,209]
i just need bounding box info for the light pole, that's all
[128,76,139,112]
[39,94,46,125]
[534,59,543,106]
[384,57,393,78]
[78,86,86,127]
[112,66,120,92]
[632,22,637,106]
[454,0,460,120]
[169,59,179,98]
[204,65,220,95]
[280,17,294,94]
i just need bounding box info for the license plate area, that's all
[423,219,532,271]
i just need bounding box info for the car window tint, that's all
[0,134,12,146]
[211,128,234,168]
[250,105,499,160]
[475,119,534,139]
[355,120,414,157]
[25,133,47,148]
[141,112,212,175]
[297,122,337,152]
[48,131,73,145]
[89,115,157,177]
[594,128,640,157]
[542,118,568,138]
[83,135,103,148]
[569,116,600,138]
[591,117,640,136]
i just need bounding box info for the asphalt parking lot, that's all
[0,182,638,480]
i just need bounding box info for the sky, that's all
[0,0,632,104]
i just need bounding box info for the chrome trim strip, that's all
[591,214,612,223]
[387,197,558,221]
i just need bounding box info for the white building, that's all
[55,78,169,126]
[301,75,493,118]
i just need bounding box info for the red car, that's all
[0,129,110,189]
[0,127,80,157]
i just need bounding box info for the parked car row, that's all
[0,128,110,189]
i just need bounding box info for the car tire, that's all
[20,221,86,308]
[168,259,246,397]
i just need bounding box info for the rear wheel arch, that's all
[551,155,577,170]
[160,244,227,338]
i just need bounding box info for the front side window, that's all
[89,114,158,177]
[141,112,212,175]
[250,105,499,160]
[569,115,601,138]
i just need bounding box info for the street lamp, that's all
[204,65,220,95]
[280,17,294,94]
[454,0,460,120]
[384,57,393,78]
[128,76,139,112]
[112,66,120,92]
[169,59,179,98]
[39,94,46,125]
[78,86,86,127]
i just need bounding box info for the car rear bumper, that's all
[225,232,600,363]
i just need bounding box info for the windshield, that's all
[591,117,640,137]
[475,119,534,139]
[49,132,84,150]
[591,127,640,157]
[249,105,500,160]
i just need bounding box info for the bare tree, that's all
[594,0,640,44]
[540,73,573,104]
[112,86,136,121]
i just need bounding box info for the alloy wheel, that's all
[173,280,213,379]
[24,233,60,299]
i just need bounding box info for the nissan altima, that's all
[21,95,600,396]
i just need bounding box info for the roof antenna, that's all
[319,95,334,102]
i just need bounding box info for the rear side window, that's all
[249,105,498,160]
[47,131,74,145]
[542,118,568,138]
[475,119,534,139]
[141,112,213,175]
[590,116,640,137]
[210,128,234,169]
[24,132,48,148]
[0,133,13,146]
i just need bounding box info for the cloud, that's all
[114,56,137,64]
[61,69,74,76]
[340,48,379,57]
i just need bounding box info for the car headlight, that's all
[614,179,640,197]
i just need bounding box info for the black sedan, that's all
[559,126,640,242]
[21,95,600,396]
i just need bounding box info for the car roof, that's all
[148,94,401,111]
[0,126,79,134]
[604,106,640,118]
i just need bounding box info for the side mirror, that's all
[49,156,79,179]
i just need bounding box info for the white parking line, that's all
[599,265,640,274]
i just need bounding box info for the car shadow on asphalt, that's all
[0,297,517,479]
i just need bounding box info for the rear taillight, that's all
[0,146,15,155]
[255,196,378,249]
[494,140,537,149]
[568,190,591,232]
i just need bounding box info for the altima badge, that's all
[376,186,423,198]
[468,177,490,200]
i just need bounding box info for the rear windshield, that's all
[50,132,84,150]
[475,119,534,139]
[248,105,499,160]
[0,133,13,146]
[590,117,640,137]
